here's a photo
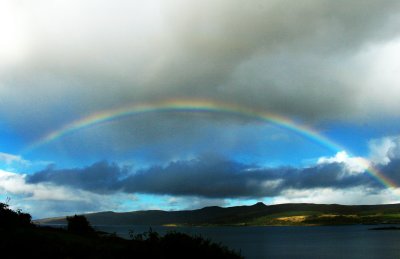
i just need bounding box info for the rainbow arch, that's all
[23,99,396,188]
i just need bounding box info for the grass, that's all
[245,211,400,226]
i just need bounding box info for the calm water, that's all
[92,225,400,259]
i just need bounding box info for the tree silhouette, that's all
[0,202,32,228]
[66,215,95,235]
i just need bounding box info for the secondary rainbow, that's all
[23,99,397,188]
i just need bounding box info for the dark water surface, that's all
[45,224,400,259]
[92,225,400,259]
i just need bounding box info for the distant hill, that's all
[36,202,400,226]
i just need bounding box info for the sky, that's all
[1,0,400,218]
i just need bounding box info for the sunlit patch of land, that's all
[248,212,400,226]
[162,224,180,227]
[276,215,307,223]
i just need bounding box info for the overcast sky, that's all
[1,0,400,218]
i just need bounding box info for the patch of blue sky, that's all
[321,117,400,157]
[21,119,337,170]
[0,131,25,155]
[221,124,333,167]
[224,198,270,207]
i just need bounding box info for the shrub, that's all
[0,203,32,228]
[66,215,95,235]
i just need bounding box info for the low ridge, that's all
[36,202,400,227]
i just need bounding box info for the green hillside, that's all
[37,202,400,226]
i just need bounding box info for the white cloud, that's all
[0,169,95,201]
[0,151,52,173]
[272,187,400,205]
[317,151,369,175]
[0,152,31,173]
[369,136,400,165]
[0,169,131,218]
[0,1,31,67]
[354,38,400,115]
[0,152,27,165]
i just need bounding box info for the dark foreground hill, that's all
[0,203,243,259]
[38,202,400,226]
[1,226,243,259]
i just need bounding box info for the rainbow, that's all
[357,160,397,189]
[23,99,396,188]
[24,99,343,153]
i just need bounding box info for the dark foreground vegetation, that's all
[0,203,243,259]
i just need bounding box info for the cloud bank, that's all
[26,153,399,199]
[4,135,400,216]
[0,169,115,217]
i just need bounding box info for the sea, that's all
[48,224,400,259]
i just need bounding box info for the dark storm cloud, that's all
[376,159,400,187]
[160,0,400,119]
[27,161,128,193]
[2,0,400,155]
[27,157,387,198]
